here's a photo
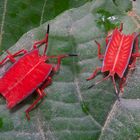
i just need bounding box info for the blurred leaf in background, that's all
[0,0,89,51]
[1,0,140,140]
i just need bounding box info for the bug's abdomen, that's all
[102,29,136,78]
[0,49,52,108]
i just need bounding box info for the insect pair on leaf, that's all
[0,23,140,120]
[0,24,77,120]
[87,23,140,100]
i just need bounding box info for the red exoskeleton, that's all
[0,25,77,120]
[87,23,140,99]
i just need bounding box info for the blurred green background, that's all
[0,0,90,51]
[1,0,140,140]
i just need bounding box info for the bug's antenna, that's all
[43,24,50,56]
[47,24,49,34]
[88,74,110,89]
[68,54,78,56]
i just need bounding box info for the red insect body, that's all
[87,23,140,97]
[0,25,77,120]
[102,29,135,77]
[0,50,52,108]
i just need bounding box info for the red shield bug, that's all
[0,24,77,120]
[87,23,140,98]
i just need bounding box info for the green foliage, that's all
[96,9,120,32]
[0,0,88,51]
[81,101,89,115]
[0,118,3,128]
[112,0,132,12]
[1,0,140,140]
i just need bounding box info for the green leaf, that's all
[0,0,89,52]
[1,0,140,140]
[96,9,120,32]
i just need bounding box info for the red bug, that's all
[87,23,140,98]
[0,24,77,120]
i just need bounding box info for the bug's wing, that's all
[102,29,122,73]
[0,49,40,93]
[102,29,135,78]
[114,34,135,77]
[0,49,52,108]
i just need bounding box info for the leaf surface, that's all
[1,0,140,140]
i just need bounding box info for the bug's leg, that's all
[87,74,110,89]
[25,88,45,120]
[0,51,16,64]
[129,37,140,69]
[95,40,104,59]
[135,35,139,53]
[119,23,123,32]
[112,76,120,101]
[119,77,126,93]
[105,35,111,45]
[48,54,77,73]
[12,49,27,57]
[128,58,137,70]
[5,51,16,63]
[129,54,138,69]
[86,67,102,81]
[0,49,27,65]
[0,56,9,65]
[53,55,66,72]
[33,39,45,49]
[128,54,140,70]
[7,49,28,62]
[41,77,52,90]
